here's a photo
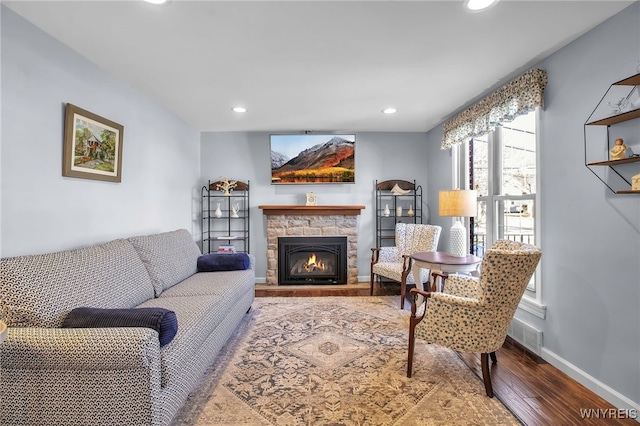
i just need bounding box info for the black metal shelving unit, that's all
[201,180,250,253]
[374,179,422,247]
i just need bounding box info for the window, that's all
[455,109,544,316]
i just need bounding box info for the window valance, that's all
[441,69,547,149]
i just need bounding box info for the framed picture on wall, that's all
[62,103,124,182]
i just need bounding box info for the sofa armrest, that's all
[0,327,160,370]
[1,327,164,426]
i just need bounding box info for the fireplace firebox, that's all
[278,236,347,285]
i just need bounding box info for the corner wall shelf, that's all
[586,108,640,126]
[584,72,640,194]
[587,156,640,167]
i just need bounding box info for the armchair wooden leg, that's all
[370,270,375,296]
[400,280,405,309]
[490,351,497,364]
[481,353,494,398]
[407,317,417,378]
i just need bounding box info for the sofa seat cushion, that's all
[372,262,430,284]
[138,286,251,387]
[0,239,155,328]
[160,270,255,298]
[61,307,178,347]
[128,229,202,296]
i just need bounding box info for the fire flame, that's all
[303,253,325,272]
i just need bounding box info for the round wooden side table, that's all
[410,251,482,292]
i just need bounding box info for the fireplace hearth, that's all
[278,236,347,285]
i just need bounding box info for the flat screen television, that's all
[270,134,356,184]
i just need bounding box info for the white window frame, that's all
[454,108,546,318]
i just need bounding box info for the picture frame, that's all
[270,134,355,184]
[63,103,124,182]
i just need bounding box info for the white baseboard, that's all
[541,347,640,421]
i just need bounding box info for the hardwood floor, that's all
[256,282,637,425]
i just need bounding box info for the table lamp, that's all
[439,189,477,257]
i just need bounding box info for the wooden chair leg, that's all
[481,353,494,398]
[490,351,497,364]
[370,270,375,296]
[407,317,416,377]
[400,280,405,309]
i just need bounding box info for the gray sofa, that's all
[0,229,255,426]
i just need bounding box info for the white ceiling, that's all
[4,0,635,133]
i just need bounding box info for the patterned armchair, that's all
[370,223,441,309]
[407,240,541,397]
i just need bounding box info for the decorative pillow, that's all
[61,307,178,347]
[197,253,250,272]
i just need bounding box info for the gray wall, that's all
[0,7,201,257]
[200,132,433,279]
[426,2,640,409]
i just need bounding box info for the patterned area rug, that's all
[171,296,520,425]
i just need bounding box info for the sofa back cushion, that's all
[128,229,201,296]
[0,239,155,328]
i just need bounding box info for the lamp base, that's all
[449,220,467,257]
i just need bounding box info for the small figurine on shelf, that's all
[214,203,222,218]
[216,177,237,196]
[390,183,410,195]
[407,205,414,217]
[610,138,628,160]
[632,173,640,191]
[231,204,240,218]
[383,204,390,217]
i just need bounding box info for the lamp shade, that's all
[439,190,477,217]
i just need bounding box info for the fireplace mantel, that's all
[258,205,365,216]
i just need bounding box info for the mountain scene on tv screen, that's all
[271,136,355,183]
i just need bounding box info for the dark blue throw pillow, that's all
[197,252,250,272]
[61,307,178,347]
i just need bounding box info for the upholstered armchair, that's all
[370,223,441,309]
[407,240,541,397]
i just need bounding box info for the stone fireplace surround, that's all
[258,205,365,285]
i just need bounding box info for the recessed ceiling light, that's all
[144,0,168,4]
[466,0,499,11]
[232,107,247,113]
[382,108,397,114]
